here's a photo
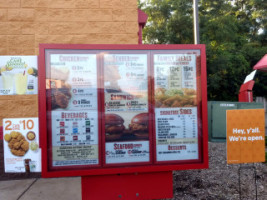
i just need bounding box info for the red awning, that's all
[253,54,267,72]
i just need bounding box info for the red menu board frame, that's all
[39,44,208,178]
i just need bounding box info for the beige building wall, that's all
[0,0,139,126]
[0,0,139,55]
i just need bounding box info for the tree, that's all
[139,0,267,100]
[199,0,250,100]
[140,0,194,44]
[231,0,267,98]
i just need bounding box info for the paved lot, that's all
[0,177,81,200]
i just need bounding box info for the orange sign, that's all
[226,109,265,164]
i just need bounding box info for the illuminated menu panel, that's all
[48,53,99,167]
[154,54,199,161]
[103,54,150,164]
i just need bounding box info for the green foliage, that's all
[139,0,267,101]
[142,0,193,44]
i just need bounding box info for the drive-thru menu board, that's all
[154,54,198,161]
[39,44,208,177]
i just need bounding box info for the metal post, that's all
[238,164,258,200]
[193,0,200,44]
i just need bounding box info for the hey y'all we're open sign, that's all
[226,109,265,164]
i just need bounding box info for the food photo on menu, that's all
[105,112,149,142]
[48,66,72,110]
[51,81,72,110]
[154,87,197,108]
[4,131,38,157]
[104,111,151,164]
[104,64,122,93]
[4,131,30,157]
[3,118,41,173]
[0,56,38,95]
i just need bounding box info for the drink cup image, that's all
[29,161,37,172]
[15,73,28,94]
[24,159,31,173]
[1,72,15,94]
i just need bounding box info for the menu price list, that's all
[71,88,98,110]
[49,54,98,111]
[52,145,98,166]
[51,111,99,166]
[104,54,148,113]
[154,54,196,90]
[105,141,150,164]
[155,107,199,161]
[50,54,97,88]
[104,54,151,164]
[105,92,148,112]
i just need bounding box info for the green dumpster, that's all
[208,101,264,142]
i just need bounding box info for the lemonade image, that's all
[15,73,28,94]
[1,72,15,94]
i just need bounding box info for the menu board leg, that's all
[81,172,173,199]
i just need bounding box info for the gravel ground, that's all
[167,142,267,200]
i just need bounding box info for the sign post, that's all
[38,44,208,199]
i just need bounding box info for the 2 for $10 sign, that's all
[226,109,265,164]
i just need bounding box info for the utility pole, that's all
[193,0,200,44]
